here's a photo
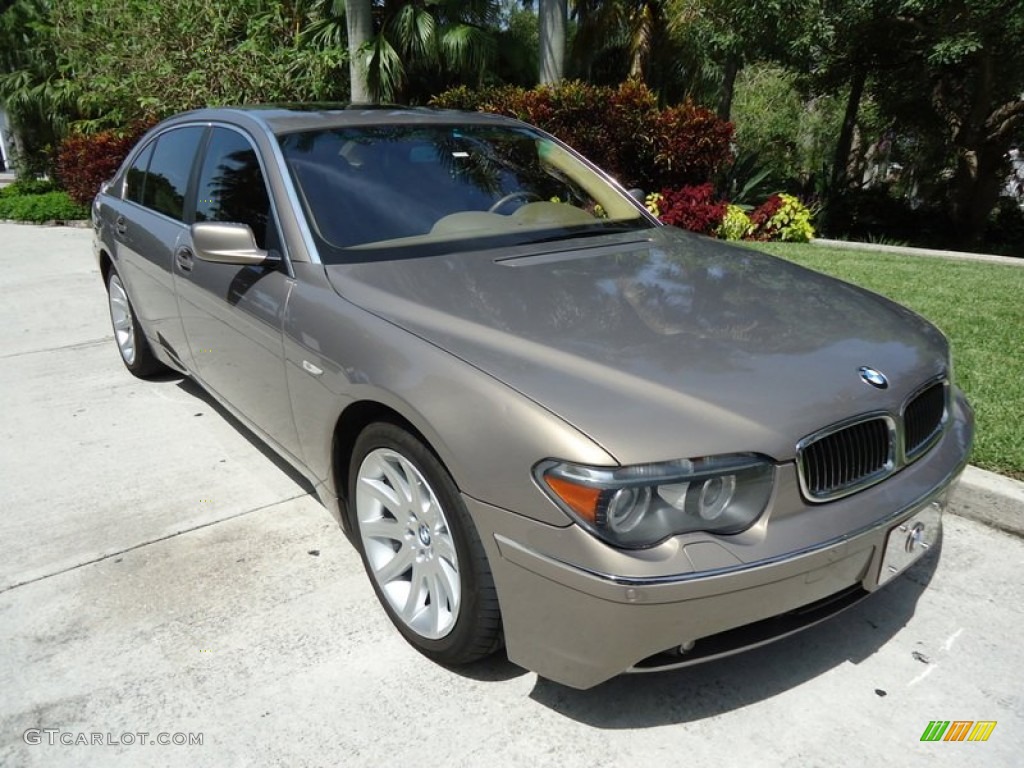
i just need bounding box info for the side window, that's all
[142,126,205,221]
[194,127,275,251]
[124,142,154,204]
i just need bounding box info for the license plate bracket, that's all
[877,502,942,585]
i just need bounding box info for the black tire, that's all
[348,422,502,665]
[105,268,165,377]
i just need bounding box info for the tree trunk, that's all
[346,0,374,103]
[951,142,1009,249]
[539,0,566,86]
[9,119,26,177]
[831,65,867,191]
[716,54,740,121]
[944,52,1022,249]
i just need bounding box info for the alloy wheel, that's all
[108,274,136,366]
[355,448,461,640]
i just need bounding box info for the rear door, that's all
[173,125,302,461]
[107,125,206,369]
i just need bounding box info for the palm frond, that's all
[304,16,348,49]
[365,34,405,102]
[386,3,437,63]
[441,23,495,78]
[628,3,656,79]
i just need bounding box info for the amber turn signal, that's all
[544,475,601,523]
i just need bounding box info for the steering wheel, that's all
[488,191,541,214]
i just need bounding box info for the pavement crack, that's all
[0,492,312,594]
[0,336,112,359]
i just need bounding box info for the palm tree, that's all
[361,1,499,103]
[345,0,374,102]
[572,1,662,81]
[0,0,79,175]
[538,0,567,85]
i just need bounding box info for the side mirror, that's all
[627,188,646,204]
[191,222,278,266]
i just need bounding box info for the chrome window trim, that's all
[116,122,208,227]
[250,119,322,265]
[199,121,296,278]
[117,122,210,216]
[113,119,298,277]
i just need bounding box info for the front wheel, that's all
[349,423,502,664]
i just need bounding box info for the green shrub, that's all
[0,178,58,198]
[730,63,847,190]
[717,151,775,207]
[985,198,1024,256]
[431,81,733,191]
[820,186,955,247]
[0,191,89,222]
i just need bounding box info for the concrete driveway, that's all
[1,223,1022,767]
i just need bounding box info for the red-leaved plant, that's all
[655,184,728,235]
[747,194,785,241]
[56,122,155,206]
[432,82,732,191]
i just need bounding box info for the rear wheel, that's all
[349,423,502,664]
[106,269,164,377]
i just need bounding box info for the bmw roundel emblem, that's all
[858,366,889,389]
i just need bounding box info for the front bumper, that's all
[469,391,973,689]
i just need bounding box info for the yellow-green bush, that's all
[767,193,815,242]
[718,204,752,241]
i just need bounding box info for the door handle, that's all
[175,246,194,273]
[114,216,127,237]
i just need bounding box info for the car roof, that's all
[168,104,522,135]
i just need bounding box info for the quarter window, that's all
[124,142,154,204]
[194,128,274,250]
[142,126,205,221]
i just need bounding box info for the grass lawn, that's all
[746,242,1024,480]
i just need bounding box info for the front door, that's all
[173,126,302,461]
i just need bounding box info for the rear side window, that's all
[141,126,205,221]
[194,127,272,249]
[124,142,154,204]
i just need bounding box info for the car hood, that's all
[326,228,949,464]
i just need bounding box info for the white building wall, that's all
[0,108,12,172]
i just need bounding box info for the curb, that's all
[0,218,89,228]
[953,465,1024,537]
[811,238,1023,267]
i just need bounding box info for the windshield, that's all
[278,123,654,262]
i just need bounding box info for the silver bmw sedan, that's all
[93,106,973,689]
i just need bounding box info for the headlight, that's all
[535,455,775,548]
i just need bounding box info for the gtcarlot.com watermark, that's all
[24,729,203,747]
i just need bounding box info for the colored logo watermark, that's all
[920,721,997,742]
